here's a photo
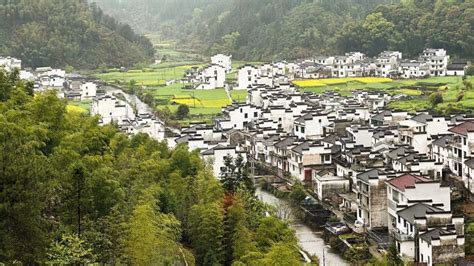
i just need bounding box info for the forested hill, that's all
[0,0,154,69]
[94,0,473,60]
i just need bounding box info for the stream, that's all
[256,188,348,266]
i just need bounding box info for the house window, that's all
[254,112,257,117]
[301,127,305,133]
[318,119,322,123]
[244,114,248,119]
[421,254,423,262]
[240,108,243,113]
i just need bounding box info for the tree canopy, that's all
[0,70,299,265]
[94,0,473,60]
[0,0,154,69]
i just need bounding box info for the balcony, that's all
[393,230,414,242]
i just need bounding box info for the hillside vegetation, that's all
[0,70,301,264]
[0,0,154,69]
[93,0,473,60]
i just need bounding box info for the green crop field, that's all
[230,90,247,103]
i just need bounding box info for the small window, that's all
[244,114,248,119]
[240,108,243,113]
[254,112,257,117]
[301,127,305,133]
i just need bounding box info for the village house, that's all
[91,95,135,124]
[287,141,333,182]
[0,56,21,72]
[386,174,451,231]
[313,170,350,201]
[194,64,226,90]
[356,168,392,229]
[420,48,449,77]
[80,82,97,99]
[237,65,260,90]
[446,59,469,76]
[201,145,247,177]
[446,121,474,177]
[393,202,464,264]
[293,113,331,140]
[211,54,232,73]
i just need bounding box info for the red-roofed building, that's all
[386,174,430,192]
[447,121,474,183]
[386,174,451,232]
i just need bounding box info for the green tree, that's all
[466,66,474,76]
[188,203,224,265]
[47,233,95,264]
[220,154,253,194]
[176,104,190,120]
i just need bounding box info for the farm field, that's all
[67,100,92,114]
[230,89,248,103]
[151,84,231,115]
[95,62,203,86]
[293,77,393,87]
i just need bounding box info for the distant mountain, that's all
[93,0,473,61]
[0,0,155,69]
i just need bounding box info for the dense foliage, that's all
[0,0,154,69]
[0,70,299,265]
[336,0,474,57]
[94,0,473,60]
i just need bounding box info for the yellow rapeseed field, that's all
[172,98,231,108]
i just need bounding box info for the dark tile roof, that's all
[432,135,453,148]
[465,157,474,169]
[357,168,386,183]
[411,113,433,124]
[419,228,456,244]
[398,203,444,224]
[274,136,297,149]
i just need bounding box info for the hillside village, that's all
[172,50,472,265]
[2,49,473,265]
[181,49,468,91]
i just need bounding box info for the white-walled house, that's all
[80,82,97,99]
[293,113,331,140]
[211,54,232,73]
[195,64,226,90]
[216,103,261,131]
[447,121,474,177]
[237,65,260,90]
[420,49,449,77]
[386,174,451,231]
[201,145,247,178]
[399,61,429,78]
[393,203,464,263]
[0,57,21,72]
[91,95,135,124]
[287,141,332,182]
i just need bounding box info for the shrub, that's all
[465,65,474,76]
[429,92,443,107]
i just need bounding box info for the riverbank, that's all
[256,188,348,266]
